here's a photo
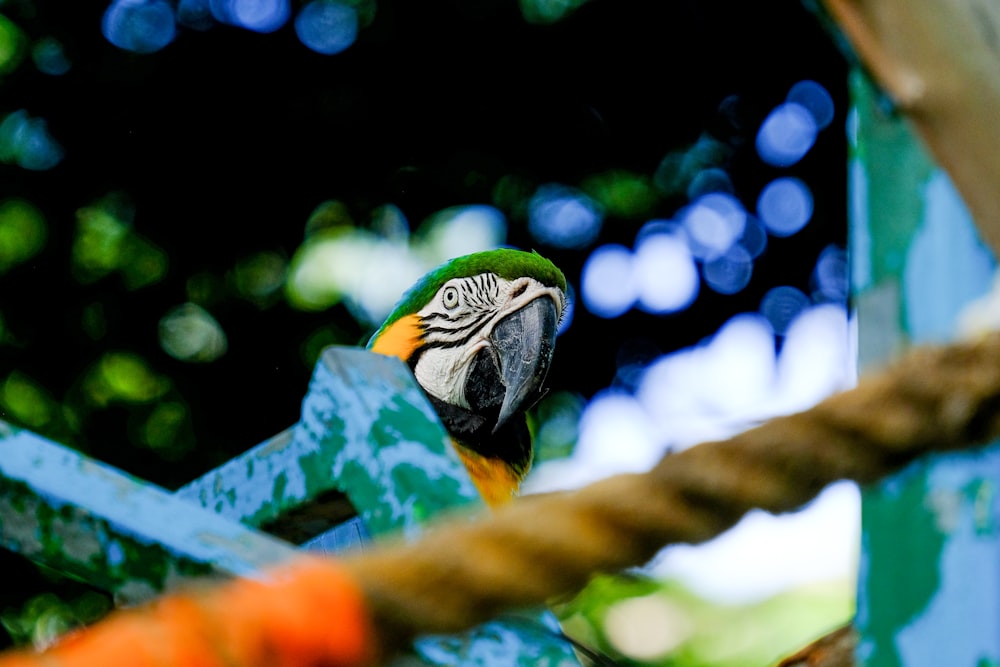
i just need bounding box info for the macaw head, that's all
[368,248,567,502]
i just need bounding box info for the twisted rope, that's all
[343,332,1000,653]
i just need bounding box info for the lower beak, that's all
[489,296,559,433]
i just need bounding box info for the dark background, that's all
[0,0,847,644]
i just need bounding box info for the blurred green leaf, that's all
[582,170,658,219]
[72,198,131,281]
[0,14,27,77]
[141,400,191,457]
[72,194,166,289]
[120,235,168,290]
[0,371,57,429]
[83,351,170,406]
[555,573,854,666]
[0,198,47,273]
[1,590,111,648]
[231,251,287,308]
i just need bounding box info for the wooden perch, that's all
[5,332,1000,666]
[821,0,1000,255]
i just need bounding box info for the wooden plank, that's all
[823,0,1000,258]
[1,347,579,663]
[850,72,1000,666]
[289,348,581,665]
[176,347,472,539]
[0,420,299,603]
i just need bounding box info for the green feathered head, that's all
[368,248,566,345]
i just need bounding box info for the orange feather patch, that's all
[369,313,424,362]
[454,442,525,507]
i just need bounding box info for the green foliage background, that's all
[0,0,851,662]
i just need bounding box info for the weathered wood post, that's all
[850,72,1000,665]
[0,347,579,665]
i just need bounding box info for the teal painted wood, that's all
[295,347,480,538]
[176,426,301,527]
[0,346,578,664]
[177,347,470,537]
[293,347,580,666]
[850,71,1000,666]
[0,420,299,603]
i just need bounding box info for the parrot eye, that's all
[442,286,460,309]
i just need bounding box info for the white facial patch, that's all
[412,274,564,407]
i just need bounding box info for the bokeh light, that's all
[654,134,732,199]
[102,0,177,54]
[654,480,859,604]
[580,244,636,318]
[776,303,854,412]
[638,313,776,437]
[31,38,71,76]
[0,110,64,171]
[159,303,228,362]
[574,390,660,474]
[295,1,359,55]
[759,285,810,336]
[287,201,508,323]
[703,244,753,295]
[528,184,603,249]
[286,229,426,323]
[603,594,692,661]
[73,195,168,290]
[210,0,291,33]
[681,192,746,260]
[1,372,57,429]
[83,352,169,406]
[633,232,699,314]
[757,177,813,237]
[519,0,591,24]
[0,14,26,76]
[231,251,287,307]
[418,204,507,261]
[0,199,47,274]
[738,214,768,259]
[755,102,817,167]
[581,170,657,219]
[811,244,848,303]
[687,167,733,199]
[787,80,835,129]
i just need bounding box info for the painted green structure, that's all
[850,72,1000,666]
[0,346,579,665]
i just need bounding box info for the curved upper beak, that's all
[489,296,559,433]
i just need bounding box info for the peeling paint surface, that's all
[0,424,298,602]
[852,71,1000,666]
[297,348,578,665]
[0,348,578,663]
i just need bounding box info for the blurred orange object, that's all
[0,557,375,667]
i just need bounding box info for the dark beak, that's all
[489,296,559,433]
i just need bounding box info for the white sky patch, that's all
[649,480,861,604]
[524,303,860,602]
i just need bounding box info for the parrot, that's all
[366,248,619,666]
[367,248,567,506]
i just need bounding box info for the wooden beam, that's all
[0,421,299,603]
[821,0,1000,256]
